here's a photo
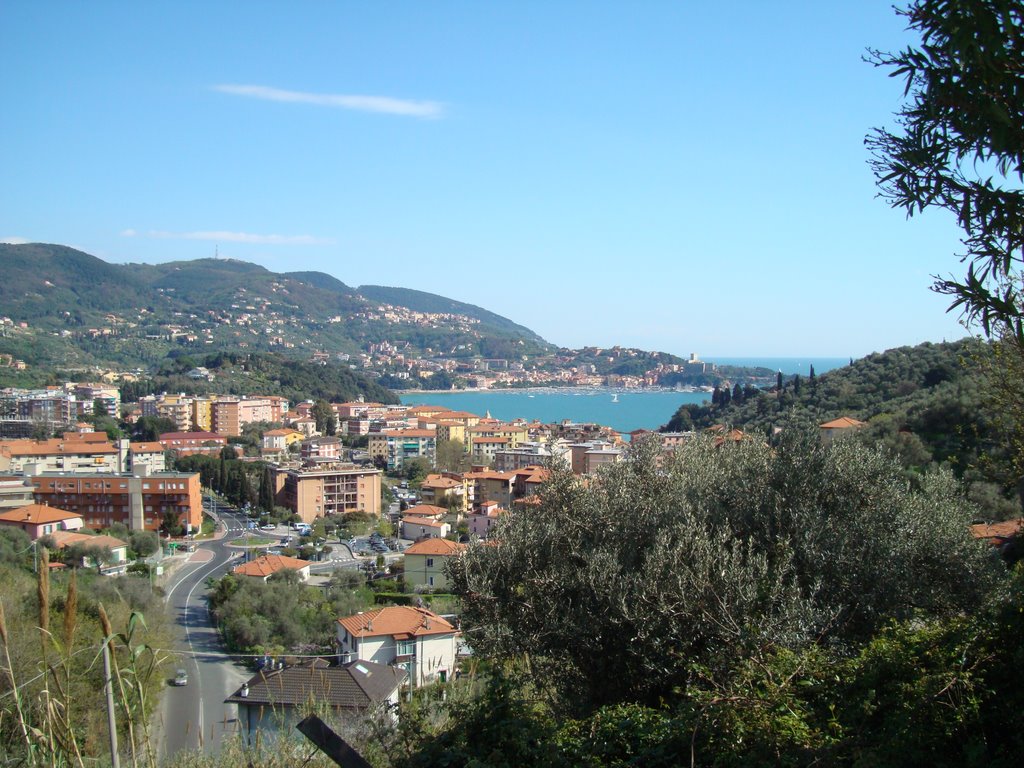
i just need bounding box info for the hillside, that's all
[0,243,555,369]
[356,284,545,341]
[663,338,1019,518]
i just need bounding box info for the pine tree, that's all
[259,466,275,512]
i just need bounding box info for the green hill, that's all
[0,243,555,369]
[663,339,1019,518]
[356,284,545,341]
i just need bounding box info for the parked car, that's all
[173,669,188,686]
[260,523,276,531]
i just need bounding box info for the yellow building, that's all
[403,538,464,590]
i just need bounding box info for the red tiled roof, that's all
[0,504,81,525]
[233,554,312,578]
[820,416,867,429]
[337,606,456,640]
[971,519,1023,543]
[404,538,465,556]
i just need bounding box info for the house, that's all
[401,516,451,541]
[225,658,406,743]
[336,606,459,687]
[260,428,304,458]
[418,473,468,514]
[47,530,129,572]
[403,538,465,590]
[399,505,449,540]
[971,518,1023,552]
[467,500,505,539]
[819,416,867,447]
[0,503,83,539]
[233,553,313,582]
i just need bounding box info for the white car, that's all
[259,524,276,531]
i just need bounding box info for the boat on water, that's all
[611,393,619,403]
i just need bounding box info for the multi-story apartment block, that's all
[466,421,529,447]
[273,463,382,523]
[470,436,509,464]
[211,397,282,437]
[300,436,342,461]
[8,465,202,532]
[433,420,467,445]
[65,383,120,417]
[367,429,437,471]
[0,433,123,474]
[493,441,566,472]
[211,398,241,436]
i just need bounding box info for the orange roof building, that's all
[233,553,313,581]
[0,503,84,539]
[336,606,459,687]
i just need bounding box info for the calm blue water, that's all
[706,357,848,375]
[400,390,710,434]
[399,358,850,433]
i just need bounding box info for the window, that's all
[426,558,434,567]
[429,576,434,586]
[396,640,415,656]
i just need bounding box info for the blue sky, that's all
[1,1,971,357]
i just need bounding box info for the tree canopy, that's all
[868,0,1024,338]
[450,433,1004,716]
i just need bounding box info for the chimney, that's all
[240,683,249,698]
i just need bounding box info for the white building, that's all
[336,606,459,687]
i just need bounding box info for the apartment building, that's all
[368,429,437,471]
[9,466,202,532]
[274,463,382,523]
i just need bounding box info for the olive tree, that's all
[867,0,1024,338]
[450,432,1003,715]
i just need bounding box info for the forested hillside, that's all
[662,339,1020,518]
[0,243,555,370]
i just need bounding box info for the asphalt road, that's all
[155,502,368,760]
[156,503,253,761]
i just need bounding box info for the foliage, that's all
[403,457,432,485]
[207,572,372,654]
[0,561,170,766]
[450,432,1004,716]
[867,0,1024,338]
[663,339,1021,517]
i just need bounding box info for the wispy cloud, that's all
[1,236,30,244]
[121,229,333,245]
[212,83,443,119]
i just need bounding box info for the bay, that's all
[706,357,848,375]
[399,356,850,434]
[400,389,711,434]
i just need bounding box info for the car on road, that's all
[173,669,188,686]
[260,524,276,531]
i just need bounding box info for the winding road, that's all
[154,501,365,761]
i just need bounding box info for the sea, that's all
[400,357,848,434]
